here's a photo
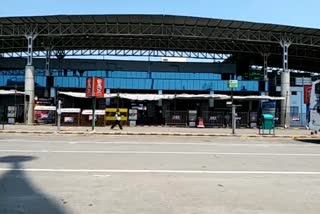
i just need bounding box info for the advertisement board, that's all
[129,109,138,121]
[304,85,312,104]
[7,106,17,118]
[64,117,74,123]
[86,77,105,98]
[85,78,93,97]
[34,97,54,106]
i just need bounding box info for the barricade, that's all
[202,111,224,127]
[227,112,249,128]
[165,111,188,127]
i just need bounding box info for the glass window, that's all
[145,79,152,89]
[155,80,163,90]
[106,78,113,89]
[36,76,45,87]
[0,76,4,86]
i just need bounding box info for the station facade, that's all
[0,14,319,127]
[0,57,311,127]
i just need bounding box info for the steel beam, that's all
[25,33,37,66]
[1,22,320,48]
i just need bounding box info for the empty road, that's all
[0,134,319,214]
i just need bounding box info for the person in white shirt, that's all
[111,109,123,130]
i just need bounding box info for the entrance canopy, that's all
[59,91,284,101]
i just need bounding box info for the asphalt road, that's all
[0,134,319,214]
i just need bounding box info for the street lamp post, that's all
[228,79,238,135]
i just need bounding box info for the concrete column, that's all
[158,90,163,107]
[281,71,290,127]
[44,48,51,97]
[24,33,37,124]
[25,65,35,124]
[106,89,111,106]
[263,53,269,96]
[209,91,214,108]
[280,40,291,127]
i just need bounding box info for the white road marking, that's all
[93,174,111,178]
[0,149,319,156]
[0,139,315,147]
[0,168,319,175]
[0,139,62,143]
[68,142,294,147]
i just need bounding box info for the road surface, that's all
[0,134,319,214]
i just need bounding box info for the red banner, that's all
[94,77,105,98]
[85,77,93,97]
[86,77,105,98]
[304,85,312,104]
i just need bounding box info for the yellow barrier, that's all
[105,108,128,124]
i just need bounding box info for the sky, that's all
[0,0,319,28]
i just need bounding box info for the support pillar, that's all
[158,90,163,107]
[44,48,51,97]
[105,89,111,106]
[56,51,66,76]
[280,40,291,127]
[259,53,270,112]
[26,34,36,66]
[263,53,269,95]
[209,91,214,108]
[25,65,35,124]
[24,33,37,124]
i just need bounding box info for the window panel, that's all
[145,79,152,89]
[176,80,182,90]
[0,76,4,86]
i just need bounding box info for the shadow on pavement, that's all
[294,139,320,144]
[0,155,68,214]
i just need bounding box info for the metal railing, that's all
[165,111,188,127]
[202,111,225,127]
[226,112,250,128]
[165,111,258,128]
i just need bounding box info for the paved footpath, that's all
[0,124,317,139]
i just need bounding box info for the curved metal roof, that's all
[1,14,320,36]
[0,14,320,71]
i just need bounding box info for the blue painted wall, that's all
[0,70,259,92]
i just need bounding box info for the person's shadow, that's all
[0,156,68,214]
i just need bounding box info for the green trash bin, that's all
[259,114,275,135]
[262,114,274,129]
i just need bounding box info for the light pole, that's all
[228,79,238,135]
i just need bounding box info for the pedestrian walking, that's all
[111,109,123,130]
